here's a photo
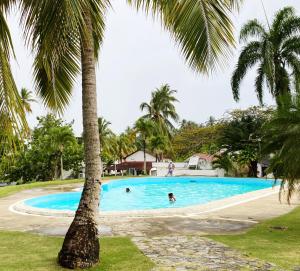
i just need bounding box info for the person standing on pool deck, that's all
[166,161,175,176]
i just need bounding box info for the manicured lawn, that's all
[210,206,300,270]
[0,179,83,199]
[0,231,154,271]
[0,176,132,199]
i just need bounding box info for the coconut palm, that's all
[0,4,28,153]
[19,0,241,268]
[232,7,300,105]
[20,88,36,113]
[263,94,300,202]
[134,118,155,174]
[49,126,77,179]
[150,134,169,162]
[140,84,179,134]
[98,117,113,150]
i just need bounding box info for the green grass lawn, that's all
[210,206,300,270]
[0,176,133,199]
[0,231,154,271]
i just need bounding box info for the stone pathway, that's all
[132,236,282,271]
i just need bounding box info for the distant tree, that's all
[150,134,169,162]
[180,119,200,130]
[212,153,236,176]
[219,107,271,177]
[134,118,155,174]
[4,115,82,182]
[141,84,179,135]
[20,88,36,113]
[98,117,113,151]
[172,124,222,160]
[232,7,300,105]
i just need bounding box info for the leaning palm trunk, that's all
[58,10,102,269]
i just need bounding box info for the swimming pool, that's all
[24,177,276,212]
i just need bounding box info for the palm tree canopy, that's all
[98,117,113,149]
[263,94,300,202]
[140,84,179,134]
[20,88,36,113]
[19,0,241,113]
[232,7,300,105]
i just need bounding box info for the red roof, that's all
[193,153,214,162]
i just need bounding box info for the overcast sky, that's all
[8,0,300,135]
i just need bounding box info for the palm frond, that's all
[128,0,242,73]
[231,41,262,101]
[239,19,266,43]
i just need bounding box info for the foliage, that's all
[263,95,300,201]
[0,231,154,271]
[232,7,300,105]
[1,115,83,182]
[0,16,28,155]
[20,88,36,113]
[172,124,223,160]
[212,153,236,176]
[217,107,272,177]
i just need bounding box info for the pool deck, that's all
[0,182,299,237]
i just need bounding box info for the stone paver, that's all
[133,235,282,271]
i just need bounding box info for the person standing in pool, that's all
[168,193,176,202]
[166,161,175,176]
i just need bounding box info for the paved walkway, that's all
[133,236,282,271]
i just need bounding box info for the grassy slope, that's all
[0,176,132,199]
[0,231,154,271]
[210,206,300,270]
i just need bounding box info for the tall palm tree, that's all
[98,117,113,150]
[141,84,179,134]
[135,118,154,174]
[0,4,28,154]
[232,7,300,105]
[20,88,36,113]
[19,0,241,268]
[263,94,300,202]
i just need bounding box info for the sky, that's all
[8,0,300,135]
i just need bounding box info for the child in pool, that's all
[168,193,176,202]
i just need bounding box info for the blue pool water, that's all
[24,177,275,212]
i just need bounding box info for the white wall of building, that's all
[125,151,156,162]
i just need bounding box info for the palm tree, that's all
[263,94,300,202]
[232,7,300,105]
[140,84,179,135]
[0,4,28,154]
[135,118,154,174]
[20,88,36,113]
[150,134,169,162]
[50,126,76,180]
[19,0,241,268]
[98,117,113,151]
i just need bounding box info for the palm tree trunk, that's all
[143,140,147,174]
[60,154,63,180]
[58,10,101,269]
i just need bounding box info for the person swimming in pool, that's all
[168,193,176,202]
[126,187,131,193]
